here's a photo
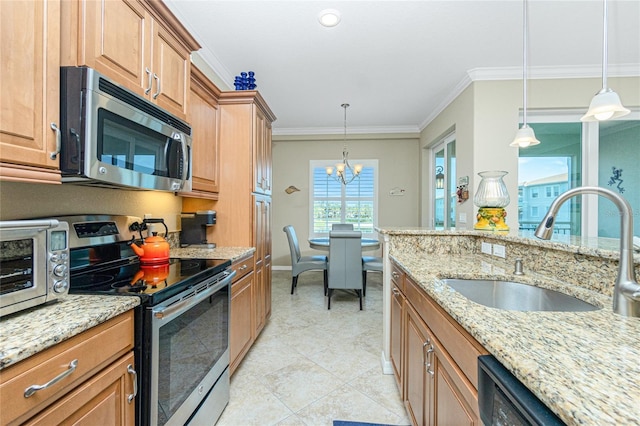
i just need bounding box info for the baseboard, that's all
[271,265,291,271]
[380,351,393,375]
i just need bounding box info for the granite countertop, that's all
[376,227,640,262]
[171,246,255,262]
[0,247,253,372]
[0,295,140,370]
[390,250,640,425]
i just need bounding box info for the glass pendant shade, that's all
[581,0,630,122]
[511,0,540,149]
[510,125,541,147]
[474,171,510,208]
[581,88,630,122]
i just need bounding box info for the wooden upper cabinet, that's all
[219,91,276,195]
[62,0,200,120]
[0,0,62,183]
[182,66,222,199]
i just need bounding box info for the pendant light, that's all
[510,0,540,148]
[581,0,630,121]
[325,104,362,185]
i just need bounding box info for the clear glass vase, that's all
[474,171,509,208]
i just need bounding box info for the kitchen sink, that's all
[442,279,600,312]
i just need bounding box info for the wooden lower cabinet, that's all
[405,302,432,426]
[391,260,486,426]
[390,263,405,393]
[0,311,136,426]
[229,254,255,375]
[25,353,135,426]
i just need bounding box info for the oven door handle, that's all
[152,271,235,321]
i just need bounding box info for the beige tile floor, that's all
[217,270,411,426]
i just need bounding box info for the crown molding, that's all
[418,63,640,131]
[468,63,640,81]
[272,125,420,137]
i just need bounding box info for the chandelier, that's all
[326,103,362,185]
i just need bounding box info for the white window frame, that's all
[523,108,640,239]
[308,159,379,239]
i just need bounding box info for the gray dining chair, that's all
[327,229,363,310]
[362,256,383,296]
[332,223,354,230]
[283,226,328,295]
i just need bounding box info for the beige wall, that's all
[0,181,183,230]
[271,135,421,266]
[420,76,640,233]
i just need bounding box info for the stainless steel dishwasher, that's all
[478,355,565,426]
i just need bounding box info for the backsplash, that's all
[385,231,639,298]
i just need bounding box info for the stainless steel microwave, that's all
[59,66,192,192]
[0,220,70,317]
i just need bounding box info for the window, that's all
[531,189,539,198]
[517,111,639,239]
[531,206,539,217]
[546,186,551,197]
[310,160,378,238]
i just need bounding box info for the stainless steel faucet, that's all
[535,186,640,318]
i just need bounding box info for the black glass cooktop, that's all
[69,257,231,305]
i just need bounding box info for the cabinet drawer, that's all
[25,353,135,426]
[390,261,405,294]
[232,254,255,282]
[0,311,134,425]
[405,276,487,389]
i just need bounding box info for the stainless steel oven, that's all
[56,215,232,426]
[148,270,232,425]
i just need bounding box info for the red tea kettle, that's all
[129,218,170,264]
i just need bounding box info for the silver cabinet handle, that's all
[24,359,78,398]
[239,264,248,271]
[426,344,435,377]
[392,271,400,279]
[127,364,138,403]
[392,287,400,296]
[144,67,152,94]
[49,122,61,160]
[152,73,161,99]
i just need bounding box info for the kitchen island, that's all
[377,228,640,425]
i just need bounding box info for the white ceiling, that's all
[164,0,640,135]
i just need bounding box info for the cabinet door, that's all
[26,353,136,426]
[253,107,272,195]
[230,271,254,375]
[150,22,190,119]
[263,198,272,319]
[432,338,480,425]
[404,304,432,426]
[262,119,273,195]
[186,67,220,198]
[390,285,404,393]
[253,196,270,335]
[81,0,151,97]
[0,0,60,178]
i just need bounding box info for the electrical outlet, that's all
[481,242,492,255]
[459,212,467,224]
[493,244,506,258]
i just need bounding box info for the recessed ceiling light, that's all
[318,9,341,27]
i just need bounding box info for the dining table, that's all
[308,237,381,251]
